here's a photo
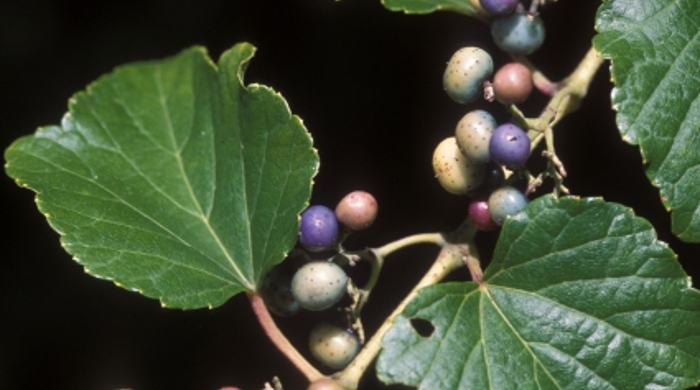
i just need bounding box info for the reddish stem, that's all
[248,292,323,382]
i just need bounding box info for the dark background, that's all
[1,1,698,389]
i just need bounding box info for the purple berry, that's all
[479,0,519,16]
[469,198,498,231]
[489,123,531,168]
[299,205,339,252]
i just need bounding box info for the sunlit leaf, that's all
[4,44,319,309]
[378,196,700,389]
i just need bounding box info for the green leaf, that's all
[377,196,700,389]
[593,0,700,242]
[381,0,485,17]
[4,44,319,309]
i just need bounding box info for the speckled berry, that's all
[493,62,533,104]
[480,0,519,16]
[489,123,531,168]
[309,323,360,370]
[432,137,486,195]
[488,186,527,225]
[335,191,378,230]
[443,47,494,104]
[455,110,497,164]
[299,205,339,252]
[491,13,545,55]
[260,266,300,317]
[291,261,347,311]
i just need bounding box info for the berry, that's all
[308,323,360,369]
[488,186,527,225]
[491,13,545,55]
[455,110,497,164]
[489,123,530,168]
[335,191,378,230]
[478,163,506,195]
[291,261,347,311]
[260,266,300,317]
[493,62,533,104]
[479,0,519,16]
[469,198,498,231]
[432,137,485,195]
[299,205,339,252]
[443,47,494,104]
[307,378,345,390]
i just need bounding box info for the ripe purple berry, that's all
[335,191,378,230]
[488,186,528,225]
[299,205,339,252]
[491,13,545,55]
[291,261,348,311]
[489,123,531,168]
[479,0,519,16]
[493,62,533,104]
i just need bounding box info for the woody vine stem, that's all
[249,45,604,389]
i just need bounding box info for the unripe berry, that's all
[443,47,494,104]
[299,205,339,252]
[491,13,545,55]
[432,137,485,195]
[455,110,497,164]
[488,186,527,225]
[493,62,533,104]
[291,261,347,311]
[335,191,378,230]
[489,123,530,168]
[309,323,360,370]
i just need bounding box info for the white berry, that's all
[432,137,485,195]
[291,261,348,311]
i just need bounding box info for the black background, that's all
[1,1,698,389]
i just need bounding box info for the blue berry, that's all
[455,110,497,164]
[491,13,545,55]
[443,47,494,104]
[479,0,519,16]
[487,186,527,225]
[299,205,339,252]
[489,123,530,168]
[309,323,360,369]
[291,261,347,311]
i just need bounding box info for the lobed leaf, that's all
[4,44,319,309]
[381,0,485,17]
[594,0,700,242]
[377,196,700,389]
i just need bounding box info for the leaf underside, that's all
[4,44,319,309]
[377,196,700,390]
[594,0,700,242]
[381,0,484,17]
